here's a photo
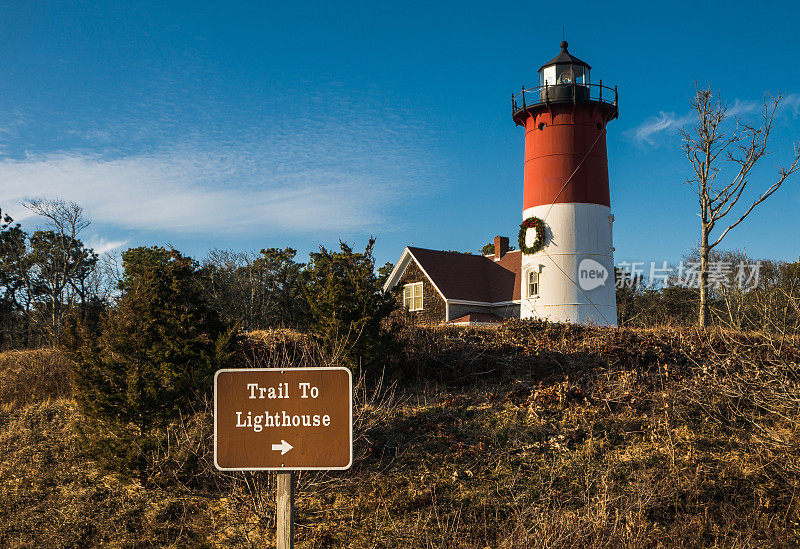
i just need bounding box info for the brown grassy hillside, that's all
[2,322,799,547]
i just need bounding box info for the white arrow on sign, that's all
[271,440,293,455]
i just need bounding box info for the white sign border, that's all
[213,366,354,472]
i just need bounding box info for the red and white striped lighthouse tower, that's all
[512,41,618,326]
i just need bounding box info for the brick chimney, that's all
[494,235,509,260]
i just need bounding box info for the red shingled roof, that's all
[407,247,521,303]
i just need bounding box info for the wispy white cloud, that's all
[86,236,129,254]
[0,148,410,235]
[730,93,800,117]
[783,93,800,116]
[0,80,443,242]
[626,111,695,146]
[0,87,442,238]
[727,98,759,117]
[628,94,798,146]
[0,110,27,156]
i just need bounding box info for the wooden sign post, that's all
[214,367,353,548]
[276,472,294,549]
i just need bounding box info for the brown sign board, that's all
[214,367,352,471]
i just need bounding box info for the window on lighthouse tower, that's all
[527,271,540,298]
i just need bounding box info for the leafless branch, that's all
[682,85,799,327]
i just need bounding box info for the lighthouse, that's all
[382,41,620,328]
[512,41,619,326]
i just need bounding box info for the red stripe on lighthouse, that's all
[522,104,614,210]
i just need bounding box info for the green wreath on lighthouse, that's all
[518,216,546,254]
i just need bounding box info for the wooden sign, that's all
[214,367,352,471]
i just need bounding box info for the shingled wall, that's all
[395,260,446,324]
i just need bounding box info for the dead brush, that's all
[677,329,800,478]
[243,323,800,547]
[0,348,72,410]
[211,328,400,545]
[5,324,800,547]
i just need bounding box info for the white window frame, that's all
[403,282,424,311]
[527,269,540,298]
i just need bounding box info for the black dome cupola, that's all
[538,41,591,87]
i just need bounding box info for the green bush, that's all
[63,247,238,484]
[305,238,398,371]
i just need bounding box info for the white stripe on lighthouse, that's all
[521,202,617,326]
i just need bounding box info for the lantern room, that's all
[512,41,617,126]
[538,41,590,86]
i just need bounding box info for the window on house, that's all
[403,282,423,311]
[528,271,540,297]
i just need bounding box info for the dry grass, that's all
[0,348,72,411]
[1,322,799,547]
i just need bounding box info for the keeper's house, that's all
[382,236,522,326]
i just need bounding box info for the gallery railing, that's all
[512,82,618,119]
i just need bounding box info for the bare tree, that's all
[681,86,800,328]
[24,198,91,239]
[23,198,97,340]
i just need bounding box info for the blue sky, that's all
[1,0,799,268]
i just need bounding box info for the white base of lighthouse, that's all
[520,203,617,327]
